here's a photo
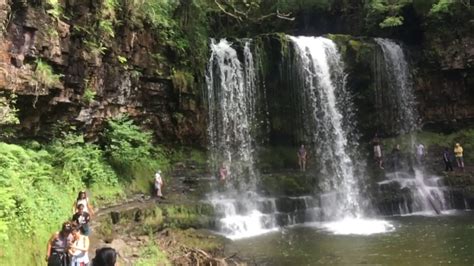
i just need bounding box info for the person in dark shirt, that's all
[443,147,454,172]
[46,221,73,266]
[72,204,91,236]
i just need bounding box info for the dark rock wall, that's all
[0,0,206,143]
[0,1,472,146]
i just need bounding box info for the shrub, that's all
[45,0,63,20]
[83,87,97,104]
[0,94,19,125]
[0,143,75,264]
[33,59,62,88]
[103,116,170,192]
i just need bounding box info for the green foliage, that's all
[99,0,119,39]
[171,70,194,93]
[364,0,412,29]
[52,136,122,200]
[0,143,74,263]
[136,0,179,29]
[83,88,96,104]
[379,15,404,27]
[83,40,108,57]
[126,0,210,69]
[33,59,62,88]
[0,94,19,125]
[117,55,128,64]
[103,116,170,192]
[45,0,63,20]
[427,0,469,18]
[83,80,97,104]
[99,20,115,38]
[429,0,453,15]
[0,118,175,263]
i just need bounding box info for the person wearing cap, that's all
[454,143,464,171]
[46,221,73,266]
[154,170,164,198]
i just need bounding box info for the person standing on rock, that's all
[297,144,307,172]
[219,162,229,182]
[69,225,90,266]
[416,143,426,165]
[154,170,164,199]
[454,143,464,171]
[372,134,384,169]
[72,204,91,236]
[443,147,454,172]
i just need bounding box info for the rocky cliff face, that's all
[0,0,206,143]
[0,1,472,146]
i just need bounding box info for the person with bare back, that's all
[297,144,307,172]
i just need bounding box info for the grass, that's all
[135,239,170,266]
[34,59,62,88]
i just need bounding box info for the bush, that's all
[103,116,170,192]
[0,143,75,264]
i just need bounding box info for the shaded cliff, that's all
[0,0,207,143]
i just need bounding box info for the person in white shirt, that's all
[69,226,89,266]
[416,143,426,164]
[72,191,94,217]
[154,170,164,199]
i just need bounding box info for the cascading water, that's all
[290,36,393,234]
[206,39,256,188]
[290,36,362,219]
[206,39,266,238]
[374,38,418,134]
[375,38,448,215]
[206,39,322,239]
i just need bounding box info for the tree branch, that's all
[257,10,295,21]
[214,0,242,21]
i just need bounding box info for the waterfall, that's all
[206,39,256,190]
[374,38,418,134]
[375,38,448,215]
[289,36,364,220]
[206,39,276,239]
